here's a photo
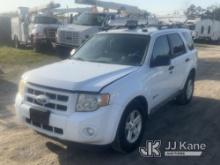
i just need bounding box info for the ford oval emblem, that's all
[36,95,49,105]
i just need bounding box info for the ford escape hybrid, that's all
[15,27,198,153]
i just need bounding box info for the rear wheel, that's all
[176,73,195,105]
[112,101,146,153]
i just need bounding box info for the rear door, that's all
[168,33,190,92]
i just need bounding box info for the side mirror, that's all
[151,56,170,67]
[100,25,110,31]
[70,49,76,56]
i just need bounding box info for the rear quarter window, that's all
[182,32,195,50]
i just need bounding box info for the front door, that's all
[147,35,174,110]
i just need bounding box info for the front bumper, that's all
[15,94,120,145]
[56,43,79,49]
[33,37,50,45]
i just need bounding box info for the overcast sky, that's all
[0,0,219,15]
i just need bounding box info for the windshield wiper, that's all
[87,60,111,64]
[73,57,86,61]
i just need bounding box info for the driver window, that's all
[152,35,170,61]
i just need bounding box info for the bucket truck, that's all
[56,0,155,55]
[11,2,61,52]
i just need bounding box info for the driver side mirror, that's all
[150,56,170,67]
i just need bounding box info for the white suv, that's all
[15,27,198,153]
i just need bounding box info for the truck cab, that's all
[56,12,115,52]
[29,15,60,51]
[11,6,60,52]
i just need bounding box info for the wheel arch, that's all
[124,95,149,119]
[181,67,196,90]
[189,68,196,79]
[112,95,149,151]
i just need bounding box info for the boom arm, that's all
[52,7,93,15]
[75,0,145,14]
[29,2,60,14]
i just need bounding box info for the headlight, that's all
[76,93,110,112]
[18,79,26,97]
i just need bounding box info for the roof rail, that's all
[141,24,185,31]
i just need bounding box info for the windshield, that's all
[72,34,150,66]
[33,16,58,24]
[73,13,106,26]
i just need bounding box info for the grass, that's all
[0,44,60,81]
[0,44,59,66]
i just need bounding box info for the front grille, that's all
[25,84,71,112]
[59,30,81,46]
[26,118,63,135]
[45,28,57,41]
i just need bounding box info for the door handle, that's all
[168,66,175,71]
[185,58,191,62]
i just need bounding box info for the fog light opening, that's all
[84,127,95,137]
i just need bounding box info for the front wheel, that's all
[14,36,20,49]
[176,73,195,105]
[112,101,146,153]
[33,43,42,52]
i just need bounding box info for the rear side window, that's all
[168,34,186,57]
[182,32,195,50]
[208,26,211,34]
[201,26,204,34]
[152,35,170,60]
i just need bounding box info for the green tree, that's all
[202,6,220,20]
[185,4,205,19]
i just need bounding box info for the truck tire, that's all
[33,43,42,52]
[14,36,20,49]
[31,37,44,53]
[176,73,195,105]
[56,46,70,59]
[112,100,146,153]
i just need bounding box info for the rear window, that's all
[182,32,195,50]
[168,33,186,57]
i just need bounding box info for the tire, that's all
[112,100,146,153]
[33,43,42,52]
[14,36,20,49]
[176,73,195,105]
[31,37,45,53]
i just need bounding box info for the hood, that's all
[58,24,95,32]
[33,24,60,29]
[23,60,138,92]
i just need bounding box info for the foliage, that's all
[184,4,205,19]
[185,4,220,21]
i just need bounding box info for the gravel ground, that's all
[0,44,220,165]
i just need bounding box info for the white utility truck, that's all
[56,0,153,54]
[11,3,61,52]
[194,18,220,42]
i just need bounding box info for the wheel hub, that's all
[125,110,142,144]
[186,79,193,99]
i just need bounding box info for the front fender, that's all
[101,70,150,136]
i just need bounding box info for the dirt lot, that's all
[0,44,220,165]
